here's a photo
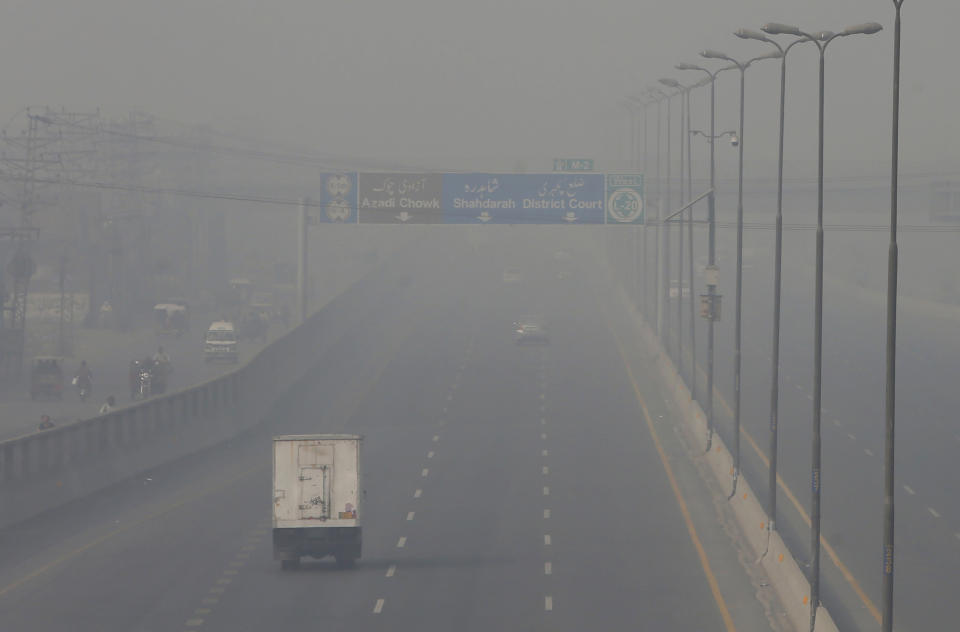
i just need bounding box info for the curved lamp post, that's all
[764,20,883,632]
[734,26,812,537]
[700,47,781,500]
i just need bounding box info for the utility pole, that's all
[297,198,310,324]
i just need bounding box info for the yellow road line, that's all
[693,362,882,624]
[0,463,267,599]
[609,324,737,632]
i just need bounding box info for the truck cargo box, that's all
[272,434,362,569]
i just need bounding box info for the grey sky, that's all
[1,1,954,175]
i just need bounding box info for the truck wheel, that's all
[281,558,300,571]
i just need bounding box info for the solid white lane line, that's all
[864,448,874,457]
[543,486,550,496]
[544,562,552,576]
[542,466,549,475]
[545,596,553,611]
[407,512,415,521]
[903,485,915,495]
[544,534,552,546]
[397,537,407,548]
[427,451,434,459]
[386,565,396,577]
[373,598,385,614]
[544,509,551,519]
[929,508,941,518]
[421,468,429,477]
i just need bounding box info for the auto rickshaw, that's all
[30,356,65,400]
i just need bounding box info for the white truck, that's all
[272,434,363,570]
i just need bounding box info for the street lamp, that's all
[658,79,683,361]
[675,60,735,452]
[882,4,905,631]
[735,26,812,533]
[763,20,883,632]
[699,47,780,500]
[647,86,669,340]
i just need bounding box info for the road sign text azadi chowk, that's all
[320,172,643,225]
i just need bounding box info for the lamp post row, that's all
[631,12,895,632]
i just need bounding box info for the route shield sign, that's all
[442,173,604,224]
[316,173,357,223]
[358,173,443,223]
[605,174,644,225]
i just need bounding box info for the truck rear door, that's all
[297,443,333,520]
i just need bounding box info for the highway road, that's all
[652,210,960,631]
[0,231,782,632]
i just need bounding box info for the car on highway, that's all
[513,317,549,345]
[204,321,239,363]
[502,268,522,283]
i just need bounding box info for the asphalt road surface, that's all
[0,231,782,632]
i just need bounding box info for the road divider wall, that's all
[607,278,839,632]
[0,255,408,529]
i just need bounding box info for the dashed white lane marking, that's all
[847,433,856,441]
[545,596,553,611]
[833,419,842,427]
[540,393,546,400]
[796,384,802,391]
[929,508,941,519]
[540,404,546,412]
[542,466,549,475]
[442,407,448,414]
[544,509,551,519]
[544,534,552,546]
[544,562,553,576]
[542,449,549,457]
[185,619,204,627]
[414,489,422,498]
[446,393,453,401]
[541,418,547,425]
[543,486,550,496]
[406,512,415,521]
[386,565,396,577]
[903,485,916,495]
[807,394,813,400]
[397,536,407,548]
[432,435,440,442]
[195,608,212,615]
[373,598,385,614]
[427,451,435,459]
[223,569,239,576]
[954,532,960,541]
[864,448,874,457]
[421,468,429,477]
[541,433,547,440]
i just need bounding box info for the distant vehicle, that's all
[204,321,239,363]
[502,268,522,283]
[514,317,549,345]
[30,356,64,400]
[273,434,363,570]
[154,301,189,337]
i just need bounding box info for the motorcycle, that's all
[73,375,92,402]
[137,367,152,400]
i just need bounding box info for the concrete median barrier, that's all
[0,254,411,529]
[609,278,839,632]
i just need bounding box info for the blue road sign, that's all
[442,173,605,224]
